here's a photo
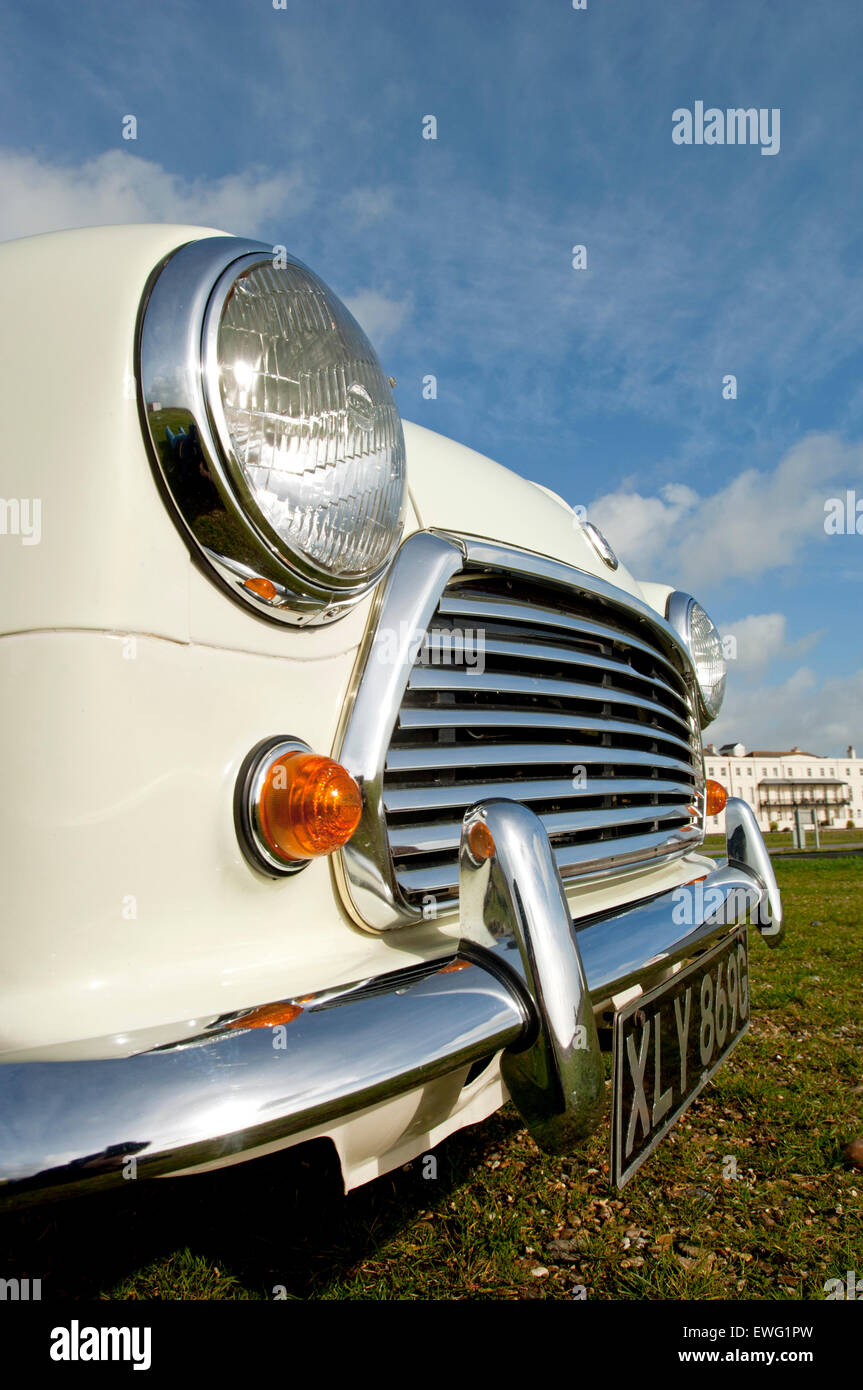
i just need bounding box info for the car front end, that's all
[0,225,782,1209]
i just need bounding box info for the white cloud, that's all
[343,289,412,350]
[589,432,863,588]
[588,483,697,570]
[0,148,306,243]
[722,612,822,673]
[340,186,396,229]
[0,147,413,354]
[708,665,863,758]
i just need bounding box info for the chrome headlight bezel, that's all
[137,236,406,626]
[666,591,726,724]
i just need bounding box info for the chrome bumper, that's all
[0,797,781,1211]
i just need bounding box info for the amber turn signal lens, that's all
[258,752,362,862]
[243,576,278,602]
[440,958,473,974]
[467,820,495,861]
[225,1002,302,1030]
[706,779,727,816]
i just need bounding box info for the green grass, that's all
[704,828,862,855]
[2,858,861,1300]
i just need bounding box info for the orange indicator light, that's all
[467,820,495,861]
[440,959,474,974]
[259,751,362,862]
[243,576,278,602]
[706,779,728,816]
[225,1002,302,1030]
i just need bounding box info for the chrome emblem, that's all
[583,521,619,571]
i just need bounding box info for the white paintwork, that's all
[403,421,645,599]
[167,1059,508,1193]
[0,224,709,1187]
[636,580,675,621]
[0,622,707,1055]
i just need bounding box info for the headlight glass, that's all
[138,236,408,627]
[668,593,726,722]
[215,261,405,581]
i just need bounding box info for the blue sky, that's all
[1,0,861,752]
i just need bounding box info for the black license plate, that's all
[611,928,749,1187]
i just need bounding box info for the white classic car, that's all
[0,224,783,1209]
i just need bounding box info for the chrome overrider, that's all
[0,798,781,1211]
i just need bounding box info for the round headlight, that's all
[667,592,726,723]
[138,237,406,625]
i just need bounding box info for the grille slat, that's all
[389,802,693,857]
[397,707,693,754]
[384,774,695,814]
[438,592,688,687]
[383,564,702,910]
[395,826,703,899]
[387,742,696,778]
[405,667,692,729]
[420,634,687,706]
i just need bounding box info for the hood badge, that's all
[582,521,619,571]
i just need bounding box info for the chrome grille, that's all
[336,531,704,932]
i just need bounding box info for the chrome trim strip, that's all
[336,530,465,930]
[458,536,691,648]
[234,736,313,876]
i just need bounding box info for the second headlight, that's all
[667,592,726,723]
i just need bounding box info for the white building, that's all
[703,743,863,834]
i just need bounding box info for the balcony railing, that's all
[759,795,850,808]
